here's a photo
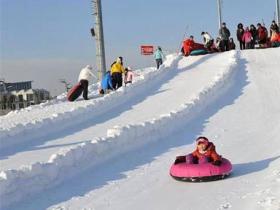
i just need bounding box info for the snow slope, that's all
[1,48,280,210]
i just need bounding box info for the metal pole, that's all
[92,0,106,80]
[217,0,222,29]
[276,0,280,26]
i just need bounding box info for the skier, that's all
[174,136,222,166]
[78,65,96,100]
[154,46,164,69]
[99,71,114,95]
[110,56,125,89]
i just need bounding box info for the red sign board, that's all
[141,45,154,55]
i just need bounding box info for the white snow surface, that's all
[0,48,280,210]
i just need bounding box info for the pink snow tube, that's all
[170,157,232,182]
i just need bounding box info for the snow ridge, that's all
[0,51,239,208]
[0,54,179,151]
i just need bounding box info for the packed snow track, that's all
[1,48,280,210]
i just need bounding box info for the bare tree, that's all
[59,79,72,92]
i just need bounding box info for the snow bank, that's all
[0,51,239,208]
[0,54,178,151]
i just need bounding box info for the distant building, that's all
[0,80,51,115]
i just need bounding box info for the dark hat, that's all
[201,31,205,35]
[237,23,243,28]
[196,136,209,145]
[116,56,123,64]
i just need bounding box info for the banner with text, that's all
[141,45,154,55]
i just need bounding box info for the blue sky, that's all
[0,0,277,95]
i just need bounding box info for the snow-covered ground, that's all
[1,48,280,210]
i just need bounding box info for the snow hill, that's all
[0,48,280,210]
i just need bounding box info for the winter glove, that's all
[174,156,186,165]
[212,160,222,166]
[192,156,199,164]
[207,157,213,162]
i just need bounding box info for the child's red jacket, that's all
[192,142,221,162]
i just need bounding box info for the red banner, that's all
[141,45,154,55]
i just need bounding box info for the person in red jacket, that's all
[270,31,280,47]
[175,136,222,166]
[242,27,253,49]
[257,23,268,45]
[181,35,206,56]
[181,35,195,56]
[191,136,222,165]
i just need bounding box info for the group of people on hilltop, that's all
[236,20,280,49]
[72,20,279,101]
[202,28,236,53]
[181,22,236,56]
[181,20,280,56]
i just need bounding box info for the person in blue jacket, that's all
[154,46,164,69]
[99,71,114,95]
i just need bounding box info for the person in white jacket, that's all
[78,65,96,100]
[201,32,214,50]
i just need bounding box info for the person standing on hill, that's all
[236,23,245,50]
[219,22,231,51]
[257,23,268,45]
[215,37,223,52]
[249,24,258,49]
[110,56,125,89]
[242,27,253,49]
[229,38,236,50]
[270,20,279,36]
[154,46,164,69]
[270,30,280,47]
[78,65,96,100]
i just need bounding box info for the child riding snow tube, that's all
[170,136,232,182]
